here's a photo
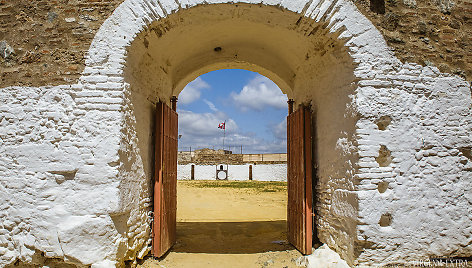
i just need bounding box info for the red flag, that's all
[218,122,225,129]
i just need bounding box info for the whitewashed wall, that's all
[177,164,287,181]
[0,86,124,267]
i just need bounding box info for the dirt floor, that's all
[138,180,303,268]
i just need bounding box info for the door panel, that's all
[287,106,313,255]
[153,101,178,257]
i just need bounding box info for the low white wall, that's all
[177,164,287,181]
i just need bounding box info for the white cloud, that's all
[178,109,286,153]
[179,77,210,105]
[271,118,287,141]
[178,109,237,138]
[203,99,218,112]
[231,75,287,112]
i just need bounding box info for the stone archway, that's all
[80,0,385,265]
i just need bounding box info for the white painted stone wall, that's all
[0,0,471,267]
[177,164,287,181]
[0,86,125,267]
[353,67,472,265]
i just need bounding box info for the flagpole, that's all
[223,120,226,151]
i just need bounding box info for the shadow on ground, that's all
[173,220,293,254]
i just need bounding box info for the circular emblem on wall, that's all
[217,170,227,180]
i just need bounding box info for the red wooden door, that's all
[287,105,313,255]
[153,101,178,257]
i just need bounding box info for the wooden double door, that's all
[152,102,313,257]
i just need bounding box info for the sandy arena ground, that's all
[138,180,303,268]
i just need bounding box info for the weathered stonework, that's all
[179,149,245,165]
[0,0,123,87]
[1,0,471,88]
[354,0,472,81]
[177,149,287,165]
[0,0,471,267]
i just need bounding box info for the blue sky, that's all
[177,69,288,154]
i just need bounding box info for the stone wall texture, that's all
[354,0,472,81]
[0,0,124,87]
[0,0,471,267]
[1,0,471,88]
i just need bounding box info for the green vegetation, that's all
[182,180,287,193]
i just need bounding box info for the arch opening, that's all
[174,68,291,258]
